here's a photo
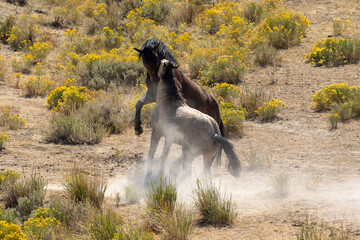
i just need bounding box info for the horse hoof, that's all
[135,127,143,136]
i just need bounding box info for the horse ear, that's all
[134,48,141,53]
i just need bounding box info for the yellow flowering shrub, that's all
[125,12,169,47]
[0,170,21,186]
[242,1,264,23]
[199,54,247,85]
[0,15,16,43]
[305,37,360,67]
[167,31,193,59]
[188,46,224,78]
[27,41,53,63]
[312,83,360,128]
[46,80,93,113]
[255,98,286,121]
[76,50,144,89]
[0,221,26,240]
[259,11,310,49]
[61,29,94,55]
[77,0,107,20]
[34,62,47,76]
[0,133,10,150]
[312,83,357,111]
[217,16,249,44]
[212,82,242,102]
[0,106,26,130]
[24,216,61,239]
[102,27,123,50]
[6,14,40,50]
[24,75,54,97]
[219,101,245,137]
[141,0,174,24]
[242,0,281,23]
[196,2,241,34]
[329,112,340,130]
[0,55,6,81]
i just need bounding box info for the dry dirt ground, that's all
[1,0,360,239]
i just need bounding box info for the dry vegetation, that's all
[1,0,360,239]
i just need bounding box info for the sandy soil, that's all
[1,0,360,239]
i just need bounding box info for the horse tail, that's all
[214,134,241,178]
[214,120,226,168]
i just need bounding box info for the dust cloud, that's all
[106,152,360,225]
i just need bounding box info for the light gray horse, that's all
[153,59,241,178]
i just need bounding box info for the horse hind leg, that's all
[181,148,195,179]
[203,152,217,180]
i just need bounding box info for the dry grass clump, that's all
[193,179,237,226]
[270,172,290,198]
[242,142,271,170]
[332,18,355,37]
[124,185,142,204]
[45,88,133,144]
[24,75,54,97]
[153,205,193,240]
[3,172,47,220]
[63,168,107,209]
[145,177,177,231]
[296,217,350,240]
[45,108,107,144]
[88,208,122,240]
[253,41,280,67]
[145,176,193,240]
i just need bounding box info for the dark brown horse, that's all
[155,59,241,178]
[134,40,225,177]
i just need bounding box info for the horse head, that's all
[158,59,179,80]
[134,39,163,80]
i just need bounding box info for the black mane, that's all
[139,39,178,64]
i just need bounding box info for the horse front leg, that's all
[159,139,172,177]
[134,92,156,136]
[145,129,161,181]
[203,153,216,181]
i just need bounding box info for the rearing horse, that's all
[134,39,225,176]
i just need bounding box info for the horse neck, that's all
[157,70,184,116]
[172,68,201,96]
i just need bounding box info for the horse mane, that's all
[160,62,185,104]
[139,39,178,64]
